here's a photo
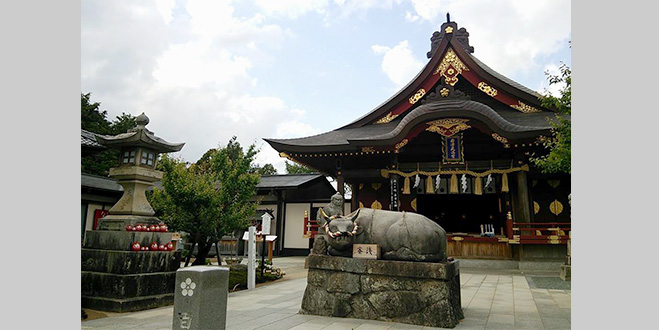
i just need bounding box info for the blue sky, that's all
[82,0,571,173]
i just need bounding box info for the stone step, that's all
[81,271,176,299]
[81,249,181,274]
[82,292,174,313]
[456,258,564,271]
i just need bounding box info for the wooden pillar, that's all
[505,211,514,239]
[275,190,285,255]
[337,171,345,196]
[350,183,358,212]
[515,171,532,222]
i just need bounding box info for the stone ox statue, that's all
[315,208,448,262]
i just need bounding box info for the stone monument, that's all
[81,113,185,312]
[172,266,230,330]
[302,208,463,328]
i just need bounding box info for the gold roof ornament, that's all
[510,101,542,113]
[375,112,399,124]
[478,82,498,97]
[433,48,469,86]
[395,139,409,150]
[408,88,426,104]
[426,118,471,137]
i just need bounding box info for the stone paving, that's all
[81,256,571,329]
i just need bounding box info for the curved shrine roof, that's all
[265,20,566,155]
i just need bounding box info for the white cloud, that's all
[154,0,176,24]
[405,11,419,22]
[254,0,329,19]
[371,40,425,89]
[82,0,318,169]
[406,0,571,77]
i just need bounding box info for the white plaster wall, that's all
[85,203,104,231]
[284,203,310,249]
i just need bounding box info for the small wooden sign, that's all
[171,232,181,241]
[353,244,380,259]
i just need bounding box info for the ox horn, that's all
[319,208,330,221]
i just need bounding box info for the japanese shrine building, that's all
[265,19,570,261]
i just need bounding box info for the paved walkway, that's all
[81,256,570,329]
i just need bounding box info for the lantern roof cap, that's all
[95,113,184,153]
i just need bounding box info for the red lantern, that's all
[131,242,141,251]
[148,225,155,232]
[126,224,133,231]
[136,224,143,231]
[159,244,166,251]
[166,242,174,250]
[150,242,159,250]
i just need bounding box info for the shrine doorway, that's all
[417,194,502,234]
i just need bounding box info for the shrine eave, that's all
[264,99,557,154]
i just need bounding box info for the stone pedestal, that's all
[173,266,230,330]
[301,255,463,328]
[81,230,181,312]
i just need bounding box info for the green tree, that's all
[531,63,571,174]
[150,137,260,266]
[81,92,111,134]
[285,160,316,174]
[251,163,278,175]
[81,93,136,176]
[110,113,137,135]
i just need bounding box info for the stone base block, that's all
[81,271,176,299]
[83,230,176,251]
[82,293,174,313]
[301,255,463,328]
[81,249,181,274]
[97,215,161,231]
[560,264,571,281]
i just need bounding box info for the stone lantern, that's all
[95,113,184,230]
[82,113,185,313]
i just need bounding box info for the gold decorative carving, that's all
[371,200,382,210]
[445,26,454,34]
[359,184,364,190]
[395,139,409,150]
[408,89,426,104]
[510,101,541,113]
[478,82,498,97]
[371,183,381,191]
[491,133,508,144]
[375,112,399,124]
[426,118,471,137]
[534,201,540,214]
[361,146,375,153]
[440,88,450,97]
[548,180,561,188]
[359,201,364,208]
[411,198,417,211]
[549,200,564,216]
[452,237,464,241]
[433,48,469,86]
